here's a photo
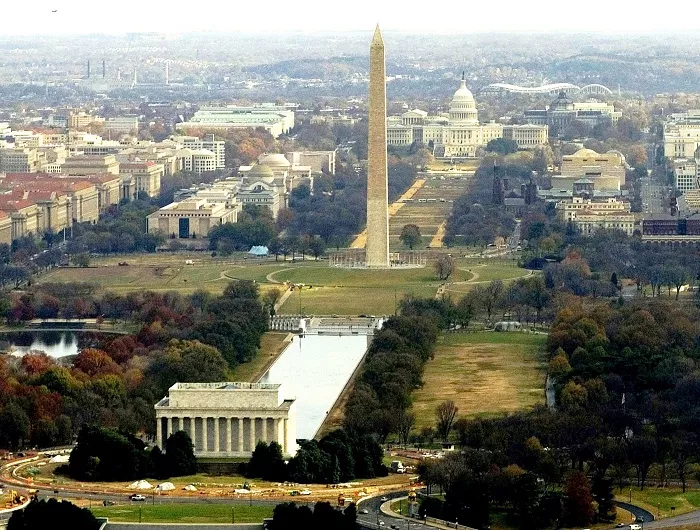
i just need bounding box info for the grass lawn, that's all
[617,487,700,518]
[279,285,438,316]
[38,253,529,316]
[90,503,273,523]
[412,332,547,429]
[230,332,291,382]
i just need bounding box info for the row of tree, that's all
[247,429,387,484]
[67,425,196,481]
[342,316,438,442]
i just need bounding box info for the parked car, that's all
[360,509,369,514]
[103,500,116,506]
[129,494,146,501]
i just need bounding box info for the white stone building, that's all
[664,110,700,159]
[386,77,547,156]
[177,105,295,138]
[155,382,297,458]
[555,197,635,236]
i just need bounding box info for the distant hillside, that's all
[246,56,369,80]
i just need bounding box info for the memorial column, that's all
[214,417,220,453]
[249,417,256,451]
[190,417,197,451]
[226,418,232,453]
[156,417,162,449]
[237,418,244,452]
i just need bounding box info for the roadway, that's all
[640,174,667,215]
[357,491,429,529]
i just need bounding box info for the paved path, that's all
[351,179,426,249]
[616,501,655,523]
[428,221,447,248]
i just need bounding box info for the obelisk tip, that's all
[372,25,383,46]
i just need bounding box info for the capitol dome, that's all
[449,74,478,124]
[258,153,290,168]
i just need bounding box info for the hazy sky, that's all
[6,0,700,35]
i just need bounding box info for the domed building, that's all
[448,77,479,124]
[239,152,313,193]
[386,74,549,157]
[523,91,621,137]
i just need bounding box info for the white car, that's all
[299,489,312,496]
[360,509,369,514]
[129,494,146,501]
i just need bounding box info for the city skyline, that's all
[6,0,700,36]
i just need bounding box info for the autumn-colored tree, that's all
[563,470,594,527]
[20,353,54,376]
[548,349,572,377]
[74,349,121,377]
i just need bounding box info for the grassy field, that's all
[618,487,700,518]
[38,253,528,315]
[90,503,273,523]
[230,332,291,382]
[412,332,547,429]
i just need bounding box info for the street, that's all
[640,174,666,215]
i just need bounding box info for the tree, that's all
[591,475,616,522]
[395,411,415,448]
[262,288,282,316]
[563,470,594,527]
[8,498,100,530]
[71,253,91,267]
[486,138,518,155]
[248,441,286,481]
[164,430,197,477]
[399,224,422,250]
[307,237,325,259]
[435,400,458,443]
[629,436,657,490]
[0,404,30,450]
[434,255,455,281]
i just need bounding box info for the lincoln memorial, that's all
[154,382,297,457]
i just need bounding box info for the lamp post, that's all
[231,506,235,524]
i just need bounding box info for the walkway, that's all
[428,221,447,248]
[351,179,426,249]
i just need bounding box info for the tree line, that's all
[416,295,700,529]
[246,428,387,484]
[0,280,269,451]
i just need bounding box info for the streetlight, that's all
[231,506,235,524]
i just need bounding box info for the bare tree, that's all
[435,400,458,443]
[434,254,455,281]
[396,411,415,448]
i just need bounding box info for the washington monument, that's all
[365,25,390,268]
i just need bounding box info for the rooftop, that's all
[170,382,281,391]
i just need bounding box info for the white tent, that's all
[49,455,69,464]
[128,480,153,490]
[156,482,175,491]
[183,484,197,491]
